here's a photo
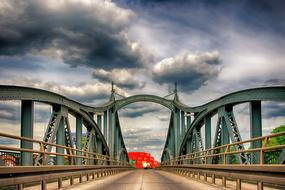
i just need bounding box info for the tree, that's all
[266,125,285,147]
[264,125,285,164]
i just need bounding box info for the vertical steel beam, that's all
[186,138,192,162]
[114,126,118,159]
[97,114,102,131]
[76,115,82,165]
[103,110,108,142]
[173,108,180,157]
[221,117,230,163]
[204,115,211,149]
[250,101,262,164]
[108,108,115,158]
[96,137,103,154]
[56,117,65,165]
[181,111,185,140]
[89,132,95,165]
[177,109,181,146]
[168,113,175,158]
[21,100,34,166]
[221,118,230,145]
[169,125,175,158]
[187,113,191,129]
[116,130,120,160]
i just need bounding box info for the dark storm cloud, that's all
[117,0,285,34]
[263,102,285,119]
[0,102,51,123]
[0,0,143,69]
[0,103,20,122]
[0,56,43,71]
[120,107,161,118]
[92,69,145,90]
[152,51,221,92]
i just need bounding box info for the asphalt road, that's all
[64,169,222,190]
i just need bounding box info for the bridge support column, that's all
[108,108,115,159]
[76,116,82,165]
[204,115,211,150]
[186,113,191,129]
[181,111,185,140]
[97,138,103,154]
[114,125,119,159]
[250,101,262,164]
[97,114,102,131]
[173,108,180,157]
[221,118,230,164]
[21,100,34,166]
[90,132,96,165]
[104,110,108,143]
[169,126,175,160]
[56,117,65,165]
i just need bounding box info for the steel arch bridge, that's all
[0,85,285,189]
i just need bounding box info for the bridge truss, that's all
[0,85,285,189]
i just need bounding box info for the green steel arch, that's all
[114,94,175,112]
[179,87,285,156]
[1,85,285,165]
[0,85,110,157]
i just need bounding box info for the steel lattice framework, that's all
[0,85,285,166]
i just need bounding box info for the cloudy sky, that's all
[0,0,285,161]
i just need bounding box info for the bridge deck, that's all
[22,170,282,190]
[63,170,220,190]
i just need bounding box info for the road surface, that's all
[64,169,223,190]
[24,169,282,190]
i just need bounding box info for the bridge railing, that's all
[162,130,285,165]
[0,132,130,167]
[160,131,285,190]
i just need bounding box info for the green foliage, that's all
[264,125,285,164]
[266,125,285,147]
[82,136,87,146]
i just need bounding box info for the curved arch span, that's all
[179,86,285,156]
[114,94,175,112]
[0,85,110,155]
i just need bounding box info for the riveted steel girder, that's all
[76,115,83,165]
[21,100,34,166]
[114,94,175,112]
[250,101,262,164]
[1,85,285,164]
[0,85,110,158]
[179,87,285,156]
[82,128,95,165]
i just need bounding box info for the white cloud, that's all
[92,68,145,89]
[0,78,129,104]
[152,50,221,92]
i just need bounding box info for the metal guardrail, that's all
[0,132,130,166]
[160,131,285,190]
[162,131,285,165]
[0,165,131,189]
[159,165,285,190]
[0,132,133,189]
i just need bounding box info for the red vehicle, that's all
[128,152,159,169]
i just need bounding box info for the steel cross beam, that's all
[179,87,285,158]
[1,85,285,166]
